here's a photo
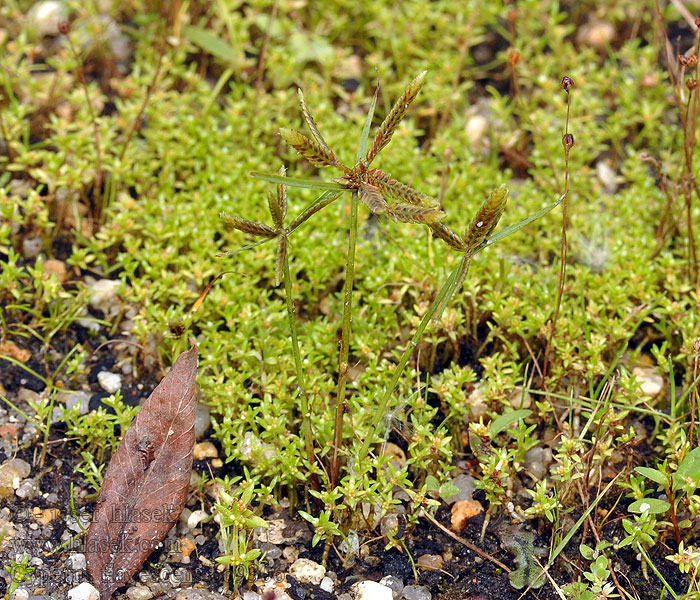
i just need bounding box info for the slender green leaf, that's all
[356,77,379,164]
[475,191,567,253]
[250,172,347,190]
[184,26,240,65]
[489,409,532,438]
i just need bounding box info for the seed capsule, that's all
[561,76,574,91]
[562,133,575,151]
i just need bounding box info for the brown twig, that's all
[420,508,511,572]
[255,0,279,91]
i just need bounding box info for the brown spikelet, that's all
[463,184,509,252]
[358,182,388,214]
[429,222,467,251]
[298,89,333,157]
[274,235,288,286]
[267,166,287,229]
[367,168,439,207]
[280,128,338,168]
[220,213,278,238]
[366,71,427,165]
[386,203,445,224]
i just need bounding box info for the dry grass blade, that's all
[298,89,334,156]
[366,70,427,165]
[221,213,278,238]
[280,127,339,168]
[429,222,467,251]
[463,184,509,252]
[275,235,287,286]
[387,202,445,224]
[358,182,388,214]
[367,168,439,207]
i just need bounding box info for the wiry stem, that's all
[282,250,317,480]
[330,192,360,487]
[543,79,573,381]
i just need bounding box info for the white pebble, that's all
[127,584,155,600]
[67,582,100,600]
[26,1,68,36]
[97,371,122,394]
[289,557,325,585]
[351,581,393,600]
[10,589,29,600]
[89,279,121,311]
[320,577,335,593]
[402,585,432,600]
[67,553,87,570]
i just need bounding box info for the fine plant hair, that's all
[220,71,566,555]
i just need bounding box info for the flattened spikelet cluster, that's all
[367,169,439,208]
[463,184,509,252]
[387,203,445,224]
[280,128,339,169]
[221,214,278,238]
[366,71,427,164]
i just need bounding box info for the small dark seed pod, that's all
[687,79,698,91]
[508,49,520,67]
[562,133,575,151]
[58,20,71,34]
[561,76,574,91]
[696,15,700,28]
[688,55,699,68]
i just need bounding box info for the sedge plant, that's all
[219,71,566,557]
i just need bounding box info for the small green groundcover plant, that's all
[214,70,566,573]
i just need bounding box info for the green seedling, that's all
[4,553,35,600]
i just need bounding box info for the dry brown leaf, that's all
[86,344,198,598]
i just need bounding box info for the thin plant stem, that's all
[282,247,317,478]
[330,192,359,488]
[357,253,467,463]
[543,82,573,380]
[637,544,680,600]
[65,33,103,213]
[118,46,164,163]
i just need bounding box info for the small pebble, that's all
[524,447,552,480]
[289,557,325,585]
[88,279,121,312]
[187,509,208,530]
[26,0,68,36]
[382,442,407,469]
[379,575,404,599]
[444,474,475,504]
[11,590,29,600]
[67,553,87,570]
[175,590,229,600]
[67,582,99,600]
[97,371,122,394]
[16,477,39,500]
[632,367,664,397]
[320,576,335,593]
[0,458,32,498]
[193,442,217,460]
[402,585,431,600]
[194,402,210,440]
[21,237,42,258]
[44,259,68,283]
[351,581,393,600]
[32,507,60,525]
[451,499,484,532]
[126,584,154,600]
[60,390,91,415]
[242,593,261,600]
